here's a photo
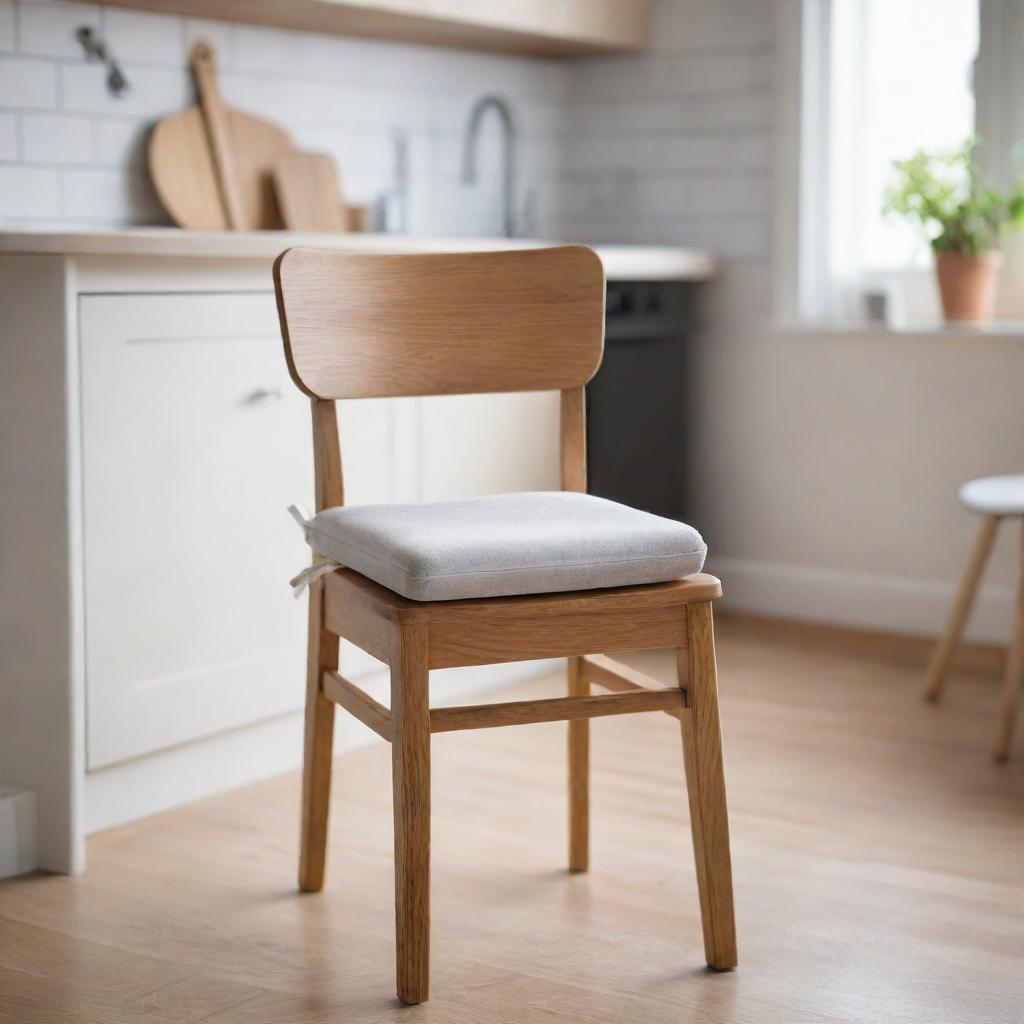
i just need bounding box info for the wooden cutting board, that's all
[149,42,293,230]
[272,151,347,232]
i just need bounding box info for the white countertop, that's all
[0,228,717,282]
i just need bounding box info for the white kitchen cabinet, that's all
[79,293,312,767]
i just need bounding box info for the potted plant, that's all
[884,141,1024,323]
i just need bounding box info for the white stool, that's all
[923,474,1024,761]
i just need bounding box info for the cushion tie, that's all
[288,504,341,596]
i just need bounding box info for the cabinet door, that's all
[80,293,317,768]
[417,391,560,501]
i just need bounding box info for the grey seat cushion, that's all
[304,491,707,602]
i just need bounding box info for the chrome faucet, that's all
[461,94,519,238]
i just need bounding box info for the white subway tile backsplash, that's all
[94,116,147,167]
[105,8,184,66]
[233,23,300,75]
[0,164,59,215]
[651,0,775,53]
[676,92,773,131]
[636,172,770,218]
[60,61,189,117]
[22,110,92,161]
[1,0,776,267]
[0,54,57,108]
[18,0,99,59]
[61,165,162,220]
[0,1,14,52]
[667,49,773,95]
[0,110,16,157]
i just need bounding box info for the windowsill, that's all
[776,319,1024,341]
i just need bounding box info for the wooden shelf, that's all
[101,0,651,57]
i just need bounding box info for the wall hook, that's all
[76,26,131,97]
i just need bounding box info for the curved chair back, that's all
[274,246,606,400]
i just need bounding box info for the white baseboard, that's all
[711,557,1014,645]
[0,784,38,879]
[84,659,557,839]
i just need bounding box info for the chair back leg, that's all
[567,655,590,872]
[995,519,1024,761]
[923,515,1000,702]
[299,579,338,892]
[390,620,432,1005]
[678,601,737,970]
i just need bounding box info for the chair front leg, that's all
[678,601,737,970]
[567,655,590,871]
[390,620,431,1004]
[299,578,337,892]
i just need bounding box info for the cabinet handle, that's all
[244,387,283,403]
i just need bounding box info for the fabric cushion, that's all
[304,491,707,602]
[959,474,1024,516]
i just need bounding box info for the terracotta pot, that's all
[934,250,1002,323]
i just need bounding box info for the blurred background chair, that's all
[923,474,1024,760]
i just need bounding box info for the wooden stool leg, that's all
[299,578,338,892]
[923,515,1000,702]
[390,621,431,1005]
[994,519,1024,762]
[679,601,737,970]
[567,656,589,872]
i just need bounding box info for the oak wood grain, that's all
[567,655,589,872]
[427,603,688,669]
[559,386,588,493]
[149,42,292,230]
[273,152,347,233]
[679,602,737,969]
[429,687,683,733]
[323,669,391,741]
[274,246,605,399]
[390,620,431,1004]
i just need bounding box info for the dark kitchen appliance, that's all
[586,281,699,523]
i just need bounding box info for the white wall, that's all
[0,0,568,235]
[560,0,1024,643]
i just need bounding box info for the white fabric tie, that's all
[287,504,342,596]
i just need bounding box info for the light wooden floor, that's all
[1,616,1022,1024]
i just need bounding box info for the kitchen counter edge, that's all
[0,229,717,282]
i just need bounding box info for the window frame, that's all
[779,0,1023,328]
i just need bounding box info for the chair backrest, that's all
[273,246,606,400]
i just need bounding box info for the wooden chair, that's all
[273,245,737,1004]
[923,473,1024,760]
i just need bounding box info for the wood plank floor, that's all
[1,615,1022,1023]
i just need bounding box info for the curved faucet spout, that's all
[462,94,519,238]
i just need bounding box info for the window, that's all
[790,0,1024,325]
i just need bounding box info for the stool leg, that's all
[299,578,337,893]
[390,621,431,1005]
[679,601,737,970]
[567,656,589,872]
[923,515,1000,702]
[994,519,1024,762]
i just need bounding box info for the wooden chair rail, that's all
[429,687,685,734]
[322,655,687,742]
[582,653,685,715]
[323,669,392,741]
